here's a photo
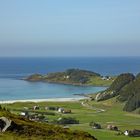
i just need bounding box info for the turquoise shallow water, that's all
[0,78,106,101]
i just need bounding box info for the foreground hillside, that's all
[95,73,140,112]
[26,69,114,86]
[0,107,96,140]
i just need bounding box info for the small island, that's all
[25,68,115,86]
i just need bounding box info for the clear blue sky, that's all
[0,0,140,57]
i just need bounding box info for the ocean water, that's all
[0,57,140,101]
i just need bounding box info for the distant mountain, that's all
[95,73,140,112]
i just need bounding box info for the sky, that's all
[0,0,140,57]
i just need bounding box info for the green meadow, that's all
[1,97,140,140]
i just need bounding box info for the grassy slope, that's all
[1,99,140,140]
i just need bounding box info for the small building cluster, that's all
[19,105,71,123]
[101,76,112,81]
[45,106,71,114]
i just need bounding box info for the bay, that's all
[0,57,140,100]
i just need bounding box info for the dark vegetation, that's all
[128,129,140,137]
[54,117,79,125]
[89,122,101,129]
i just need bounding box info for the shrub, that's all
[89,122,101,129]
[55,117,79,125]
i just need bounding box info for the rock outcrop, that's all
[0,117,12,132]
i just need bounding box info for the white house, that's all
[58,108,64,113]
[20,112,26,116]
[124,130,129,136]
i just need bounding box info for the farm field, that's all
[1,98,140,140]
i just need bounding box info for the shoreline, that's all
[25,78,110,87]
[0,97,88,104]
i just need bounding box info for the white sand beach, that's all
[0,97,87,104]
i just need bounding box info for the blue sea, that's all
[0,57,140,101]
